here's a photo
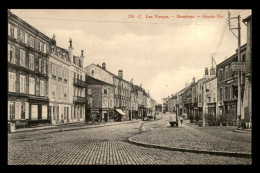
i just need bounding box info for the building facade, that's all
[8,11,51,129]
[48,43,72,125]
[203,76,217,123]
[69,40,86,123]
[216,44,247,125]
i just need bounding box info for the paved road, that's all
[8,114,251,165]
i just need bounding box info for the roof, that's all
[8,11,53,43]
[85,75,113,86]
[203,75,217,84]
[243,15,252,22]
[216,44,247,68]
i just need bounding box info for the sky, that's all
[10,9,251,104]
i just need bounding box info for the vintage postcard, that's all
[7,9,252,165]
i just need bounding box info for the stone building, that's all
[8,11,52,130]
[85,75,114,122]
[242,15,252,128]
[203,76,217,123]
[48,41,72,124]
[69,39,86,123]
[216,44,247,125]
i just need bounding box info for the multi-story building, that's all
[185,84,192,118]
[197,78,204,118]
[168,95,177,113]
[84,63,126,119]
[85,75,114,122]
[48,40,72,124]
[242,15,252,127]
[68,39,86,123]
[191,78,199,120]
[8,11,52,130]
[216,44,247,125]
[203,76,217,122]
[130,82,138,119]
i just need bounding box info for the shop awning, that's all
[115,109,126,116]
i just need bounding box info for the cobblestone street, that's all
[8,114,251,165]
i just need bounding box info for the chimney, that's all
[52,34,56,41]
[192,77,195,83]
[102,62,106,70]
[210,67,215,76]
[68,38,73,63]
[118,70,123,79]
[80,50,84,68]
[205,68,209,76]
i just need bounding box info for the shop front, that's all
[224,100,237,125]
[27,97,50,127]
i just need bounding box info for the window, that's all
[219,88,223,101]
[79,59,81,67]
[20,49,25,67]
[64,87,67,100]
[8,44,16,64]
[25,33,28,45]
[21,102,25,119]
[58,67,62,78]
[52,84,56,99]
[104,89,107,94]
[40,80,45,96]
[225,86,230,100]
[8,72,16,92]
[52,64,56,76]
[39,59,46,74]
[29,78,35,95]
[29,36,34,48]
[29,54,34,70]
[9,102,15,120]
[88,88,92,95]
[19,29,25,43]
[225,66,229,79]
[57,85,61,99]
[8,24,15,38]
[40,42,44,52]
[20,75,26,93]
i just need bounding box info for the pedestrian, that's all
[180,116,183,125]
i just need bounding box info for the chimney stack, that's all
[68,38,73,63]
[118,70,123,79]
[205,68,209,76]
[102,62,106,70]
[80,50,84,68]
[210,67,215,76]
[192,77,195,83]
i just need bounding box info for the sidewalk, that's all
[129,119,251,158]
[9,119,141,134]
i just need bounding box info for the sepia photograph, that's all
[7,9,252,165]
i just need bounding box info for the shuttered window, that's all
[8,44,16,64]
[8,72,16,92]
[20,75,26,93]
[40,80,45,96]
[20,49,26,67]
[29,77,35,95]
[29,54,34,70]
[29,36,34,48]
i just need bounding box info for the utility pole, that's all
[228,11,242,127]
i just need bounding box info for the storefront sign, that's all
[231,62,245,72]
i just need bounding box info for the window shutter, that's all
[25,33,28,44]
[20,75,22,93]
[8,24,10,36]
[25,102,29,119]
[44,44,46,53]
[13,73,16,92]
[15,102,19,119]
[14,27,17,39]
[8,101,10,120]
[8,45,10,62]
[17,102,21,119]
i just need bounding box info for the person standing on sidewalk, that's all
[180,116,183,125]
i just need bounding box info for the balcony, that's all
[73,78,87,88]
[73,96,86,104]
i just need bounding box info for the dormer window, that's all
[91,70,94,76]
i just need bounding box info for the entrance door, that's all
[31,105,38,120]
[42,105,48,120]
